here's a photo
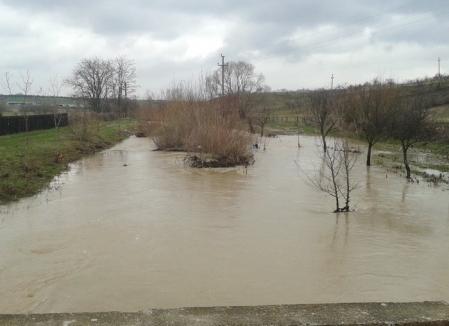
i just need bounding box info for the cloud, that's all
[0,0,448,95]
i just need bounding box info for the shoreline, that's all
[0,119,136,205]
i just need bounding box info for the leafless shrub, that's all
[304,140,358,213]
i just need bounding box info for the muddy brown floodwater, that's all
[0,136,449,314]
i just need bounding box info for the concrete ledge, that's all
[1,301,449,325]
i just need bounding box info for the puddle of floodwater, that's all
[0,135,448,313]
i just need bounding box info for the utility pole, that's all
[218,54,228,97]
[331,73,335,90]
[437,57,442,87]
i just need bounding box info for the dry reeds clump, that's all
[153,102,194,151]
[138,100,254,167]
[184,106,254,167]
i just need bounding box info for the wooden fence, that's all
[0,113,68,136]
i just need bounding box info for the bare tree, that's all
[66,58,114,113]
[307,89,338,152]
[49,75,63,99]
[339,141,358,211]
[206,61,266,132]
[112,56,136,116]
[286,95,306,147]
[347,81,398,166]
[252,104,272,137]
[320,143,343,212]
[13,70,35,170]
[17,70,33,133]
[1,72,13,117]
[309,140,358,212]
[2,72,14,95]
[390,94,433,179]
[48,75,65,130]
[18,70,33,96]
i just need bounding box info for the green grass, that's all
[266,121,316,135]
[0,119,136,204]
[430,105,449,122]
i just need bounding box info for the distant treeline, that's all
[264,74,449,112]
[0,113,68,136]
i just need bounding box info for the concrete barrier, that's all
[1,301,449,325]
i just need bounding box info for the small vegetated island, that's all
[138,61,267,168]
[148,100,255,168]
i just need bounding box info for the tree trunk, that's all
[366,141,373,166]
[260,124,264,137]
[330,162,340,212]
[334,195,340,213]
[344,169,350,211]
[401,142,411,179]
[322,135,327,152]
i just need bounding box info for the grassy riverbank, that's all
[0,119,136,204]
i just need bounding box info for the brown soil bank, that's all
[1,302,449,325]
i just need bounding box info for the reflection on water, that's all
[0,136,448,313]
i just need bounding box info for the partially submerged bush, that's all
[185,108,254,167]
[138,100,255,167]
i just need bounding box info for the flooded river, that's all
[0,136,448,313]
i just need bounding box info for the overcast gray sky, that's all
[0,0,448,96]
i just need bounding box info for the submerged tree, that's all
[286,95,306,148]
[389,94,434,179]
[308,140,358,212]
[347,81,398,166]
[307,89,338,152]
[252,104,272,137]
